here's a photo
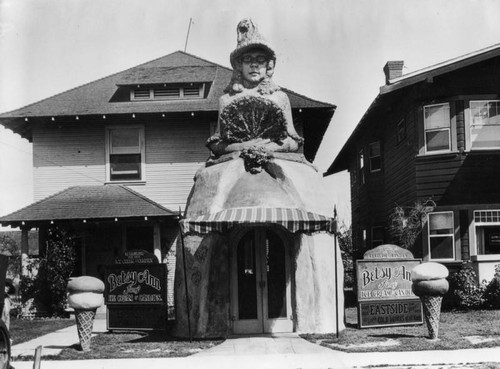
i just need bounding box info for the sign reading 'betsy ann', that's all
[357,261,416,300]
[356,244,423,328]
[106,266,166,304]
[105,249,167,330]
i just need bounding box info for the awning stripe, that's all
[179,207,336,235]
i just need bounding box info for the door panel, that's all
[232,228,292,334]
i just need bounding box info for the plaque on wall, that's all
[114,249,159,265]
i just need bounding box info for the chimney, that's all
[383,61,404,84]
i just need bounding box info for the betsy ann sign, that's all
[106,266,166,304]
[356,244,423,328]
[104,250,167,330]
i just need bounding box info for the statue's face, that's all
[240,51,269,86]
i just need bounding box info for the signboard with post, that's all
[356,244,423,328]
[105,249,167,330]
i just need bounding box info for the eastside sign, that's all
[356,244,423,328]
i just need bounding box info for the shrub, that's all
[447,262,485,310]
[483,264,500,309]
[0,233,21,280]
[19,228,76,317]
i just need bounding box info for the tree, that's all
[336,222,355,288]
[388,199,436,253]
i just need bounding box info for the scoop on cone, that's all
[67,276,105,351]
[411,262,449,340]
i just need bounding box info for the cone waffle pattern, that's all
[420,295,442,339]
[75,309,96,351]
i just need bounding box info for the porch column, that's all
[153,223,161,262]
[20,227,29,277]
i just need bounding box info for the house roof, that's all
[0,185,178,227]
[325,43,500,176]
[0,51,335,141]
[381,43,500,94]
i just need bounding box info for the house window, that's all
[131,84,205,101]
[469,100,500,149]
[428,212,454,260]
[474,210,500,255]
[424,103,451,153]
[106,126,145,181]
[371,226,384,247]
[358,149,365,184]
[368,141,381,172]
[397,119,406,143]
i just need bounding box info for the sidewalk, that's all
[8,320,500,369]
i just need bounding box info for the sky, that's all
[1,0,500,228]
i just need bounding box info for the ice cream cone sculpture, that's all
[67,276,105,351]
[411,262,449,340]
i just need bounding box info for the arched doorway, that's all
[230,227,293,334]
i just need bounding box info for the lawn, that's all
[55,331,223,360]
[302,307,500,352]
[10,317,223,361]
[10,318,75,345]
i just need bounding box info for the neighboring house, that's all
[0,51,334,282]
[326,43,500,282]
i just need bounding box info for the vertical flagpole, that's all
[184,18,193,52]
[178,209,192,342]
[334,232,340,339]
[333,205,340,338]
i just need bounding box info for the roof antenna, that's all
[184,18,193,52]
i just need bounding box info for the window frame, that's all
[371,226,384,247]
[105,125,146,183]
[368,141,382,173]
[423,103,452,154]
[396,118,407,144]
[473,210,500,256]
[465,99,500,151]
[427,211,455,261]
[358,148,365,185]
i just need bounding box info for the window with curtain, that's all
[469,100,500,149]
[424,103,451,153]
[106,127,144,181]
[428,212,454,260]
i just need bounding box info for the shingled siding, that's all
[32,118,211,210]
[383,108,418,216]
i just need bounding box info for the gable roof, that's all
[381,43,500,94]
[325,43,500,176]
[0,51,334,140]
[0,185,177,227]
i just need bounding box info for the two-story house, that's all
[0,51,334,284]
[326,43,500,282]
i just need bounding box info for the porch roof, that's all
[0,185,178,228]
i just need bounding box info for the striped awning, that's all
[179,207,336,235]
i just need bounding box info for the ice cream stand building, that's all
[0,19,343,336]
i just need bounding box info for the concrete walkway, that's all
[8,319,500,369]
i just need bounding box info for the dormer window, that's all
[131,83,205,101]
